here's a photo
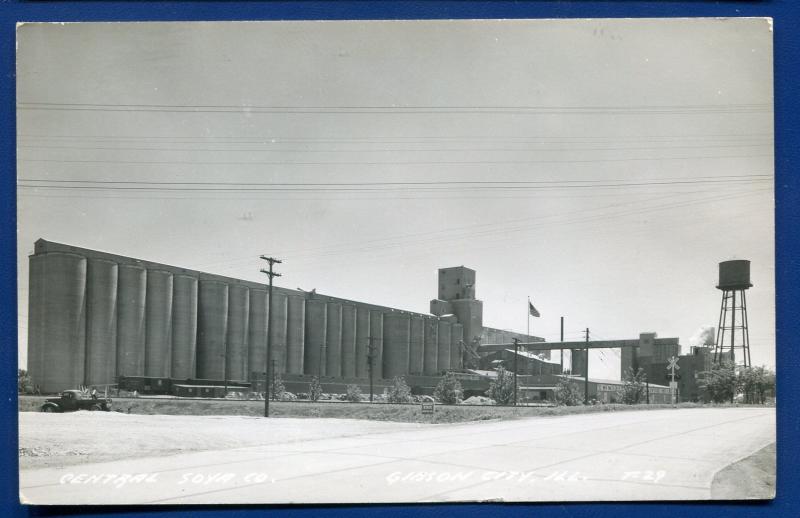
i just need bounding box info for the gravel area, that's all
[711,442,776,500]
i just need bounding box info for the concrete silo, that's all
[28,252,87,392]
[304,298,327,376]
[171,274,198,379]
[340,305,357,378]
[84,258,118,387]
[226,284,250,381]
[247,289,267,381]
[423,317,438,375]
[368,310,384,379]
[269,292,288,374]
[382,312,411,379]
[450,323,464,370]
[285,295,305,375]
[354,306,370,378]
[144,270,173,378]
[325,303,343,378]
[409,315,424,375]
[196,280,229,380]
[437,320,452,371]
[117,264,147,378]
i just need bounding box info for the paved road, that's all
[20,407,774,504]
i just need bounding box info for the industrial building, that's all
[515,374,673,404]
[26,238,718,402]
[26,239,545,393]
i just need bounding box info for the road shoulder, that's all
[711,442,776,500]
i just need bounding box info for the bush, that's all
[271,372,286,401]
[621,367,648,404]
[18,369,34,395]
[433,371,463,404]
[387,376,413,404]
[698,361,739,403]
[740,365,775,404]
[309,376,323,402]
[486,366,517,405]
[344,384,363,402]
[553,377,583,406]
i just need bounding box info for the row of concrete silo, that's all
[28,250,469,392]
[381,312,463,378]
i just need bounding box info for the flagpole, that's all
[527,296,530,339]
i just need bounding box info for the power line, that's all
[209,189,770,276]
[185,188,726,269]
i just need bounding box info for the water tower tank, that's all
[717,260,752,290]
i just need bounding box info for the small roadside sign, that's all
[669,381,677,390]
[421,397,435,415]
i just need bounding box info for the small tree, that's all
[309,376,323,402]
[698,361,739,403]
[433,371,462,404]
[271,372,286,401]
[553,376,583,406]
[487,366,517,405]
[18,369,33,394]
[387,376,413,403]
[344,384,363,402]
[739,365,775,404]
[621,367,648,405]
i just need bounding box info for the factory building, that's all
[616,333,715,402]
[26,239,543,393]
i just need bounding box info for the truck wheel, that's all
[41,405,54,413]
[90,404,102,411]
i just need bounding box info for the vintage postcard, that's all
[17,19,774,504]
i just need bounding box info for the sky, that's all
[16,19,774,379]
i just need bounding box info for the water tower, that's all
[713,260,752,368]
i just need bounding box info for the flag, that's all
[528,301,540,318]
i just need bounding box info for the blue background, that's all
[2,1,797,517]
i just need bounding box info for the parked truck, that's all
[40,390,112,413]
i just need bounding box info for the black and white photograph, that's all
[16,18,775,504]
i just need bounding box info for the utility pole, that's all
[260,255,282,418]
[512,338,519,406]
[366,337,376,402]
[584,328,590,405]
